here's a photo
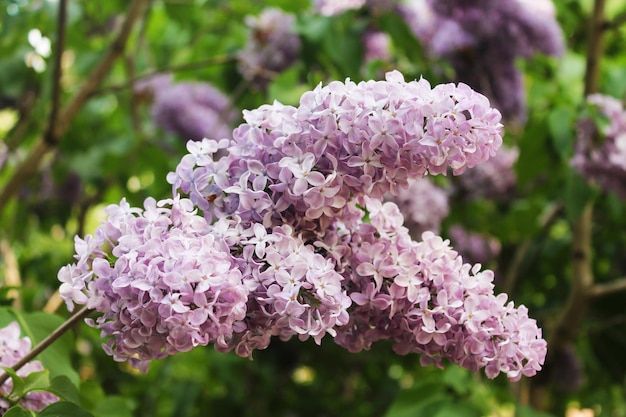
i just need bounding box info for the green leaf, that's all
[268,66,309,106]
[38,401,95,417]
[432,403,483,417]
[3,405,34,417]
[91,395,135,417]
[564,171,598,223]
[547,105,575,160]
[1,366,25,398]
[22,370,50,394]
[47,376,81,405]
[10,311,80,386]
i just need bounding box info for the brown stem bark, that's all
[0,0,149,213]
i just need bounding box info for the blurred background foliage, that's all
[1,0,626,416]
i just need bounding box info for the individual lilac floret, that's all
[388,177,449,238]
[333,198,546,381]
[167,70,503,231]
[453,145,519,201]
[237,8,301,90]
[57,196,249,372]
[0,322,58,413]
[572,94,626,199]
[447,225,501,266]
[313,0,366,16]
[400,0,564,122]
[135,74,237,142]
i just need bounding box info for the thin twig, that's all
[43,0,68,146]
[0,0,149,213]
[0,307,92,388]
[94,55,236,96]
[604,9,626,30]
[590,278,626,298]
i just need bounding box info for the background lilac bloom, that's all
[452,145,519,201]
[572,94,626,199]
[447,225,502,266]
[388,177,449,238]
[237,8,301,90]
[400,0,564,122]
[313,0,367,16]
[0,322,58,413]
[135,74,236,142]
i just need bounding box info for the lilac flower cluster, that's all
[168,70,503,232]
[447,225,501,266]
[452,145,519,201]
[333,200,545,380]
[572,94,626,199]
[0,322,58,413]
[312,0,366,16]
[134,74,236,142]
[388,177,449,238]
[58,197,249,372]
[400,0,564,121]
[237,8,301,90]
[60,71,546,381]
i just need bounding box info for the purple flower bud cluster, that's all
[388,177,449,238]
[0,322,58,413]
[452,145,519,201]
[60,71,546,381]
[400,0,564,121]
[572,94,626,199]
[134,74,236,142]
[447,225,501,266]
[237,8,301,90]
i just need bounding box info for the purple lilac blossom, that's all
[447,225,501,266]
[333,199,545,381]
[363,30,392,62]
[238,8,301,90]
[400,0,564,122]
[453,145,519,201]
[135,74,236,142]
[572,94,626,199]
[313,0,367,16]
[60,71,546,380]
[0,322,58,413]
[58,197,249,372]
[388,177,449,238]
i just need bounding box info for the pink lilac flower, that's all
[237,8,301,90]
[313,0,366,16]
[400,0,564,122]
[60,70,547,381]
[388,177,449,238]
[58,196,249,372]
[135,74,236,142]
[332,198,545,381]
[447,225,501,266]
[572,94,626,198]
[168,70,503,232]
[0,322,58,413]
